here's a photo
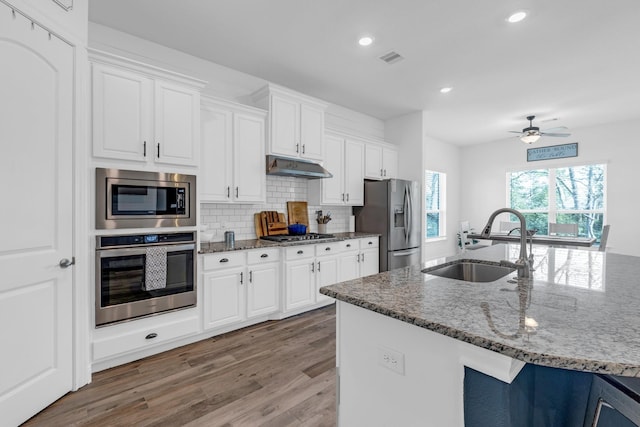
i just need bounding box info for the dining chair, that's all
[459,221,484,251]
[549,223,579,236]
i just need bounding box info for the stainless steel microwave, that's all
[96,168,196,229]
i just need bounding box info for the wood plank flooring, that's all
[23,305,336,427]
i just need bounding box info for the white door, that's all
[383,147,399,179]
[364,144,383,180]
[316,256,338,303]
[284,260,315,310]
[322,135,345,205]
[270,95,299,157]
[0,7,74,426]
[344,139,365,206]
[299,103,324,161]
[203,269,244,330]
[246,263,279,318]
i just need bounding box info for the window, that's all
[508,163,606,241]
[425,170,446,239]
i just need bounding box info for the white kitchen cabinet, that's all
[246,249,280,318]
[200,97,266,203]
[315,242,342,303]
[339,239,361,281]
[359,237,380,277]
[90,50,206,167]
[252,84,327,161]
[308,134,364,206]
[283,246,316,311]
[364,142,399,180]
[202,248,279,330]
[203,265,245,330]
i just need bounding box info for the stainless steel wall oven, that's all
[96,168,196,229]
[95,232,196,326]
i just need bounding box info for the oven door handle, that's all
[97,244,195,258]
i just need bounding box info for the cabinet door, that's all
[322,135,345,205]
[383,147,398,179]
[247,262,279,318]
[270,95,299,157]
[92,63,152,161]
[200,106,233,202]
[300,104,324,161]
[344,139,365,206]
[233,112,266,202]
[340,251,361,282]
[203,268,244,330]
[364,144,383,180]
[284,259,315,311]
[154,80,200,166]
[316,255,339,303]
[360,248,379,277]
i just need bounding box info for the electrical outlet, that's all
[377,346,405,375]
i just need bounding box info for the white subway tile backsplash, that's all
[201,176,352,241]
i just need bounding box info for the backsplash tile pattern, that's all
[201,176,352,241]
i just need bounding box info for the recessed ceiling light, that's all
[358,36,374,46]
[507,10,528,23]
[440,87,453,94]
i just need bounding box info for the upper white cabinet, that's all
[364,142,399,180]
[90,50,206,167]
[252,84,327,161]
[200,97,267,203]
[309,134,364,206]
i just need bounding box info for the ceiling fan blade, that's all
[540,132,571,137]
[541,126,569,133]
[507,130,522,134]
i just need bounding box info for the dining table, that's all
[466,232,596,247]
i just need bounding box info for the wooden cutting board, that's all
[255,212,287,237]
[287,201,309,227]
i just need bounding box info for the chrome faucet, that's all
[479,208,531,279]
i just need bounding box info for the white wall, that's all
[423,135,462,260]
[460,118,640,256]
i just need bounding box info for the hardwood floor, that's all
[23,305,337,427]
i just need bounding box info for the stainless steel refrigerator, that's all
[354,179,421,272]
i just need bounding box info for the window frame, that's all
[425,169,446,241]
[506,162,607,238]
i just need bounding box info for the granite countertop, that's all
[321,244,640,377]
[198,232,380,254]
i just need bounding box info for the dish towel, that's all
[145,246,167,291]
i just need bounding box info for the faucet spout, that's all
[480,208,531,279]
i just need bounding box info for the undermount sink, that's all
[422,260,515,283]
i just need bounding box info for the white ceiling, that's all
[88,0,640,146]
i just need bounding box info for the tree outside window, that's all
[508,164,606,242]
[425,170,446,239]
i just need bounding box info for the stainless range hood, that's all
[266,155,332,179]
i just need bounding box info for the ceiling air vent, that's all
[379,51,404,65]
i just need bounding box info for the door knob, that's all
[59,257,75,268]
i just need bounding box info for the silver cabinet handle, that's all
[346,244,351,248]
[342,193,345,201]
[240,272,244,284]
[311,262,315,272]
[297,250,304,255]
[260,253,269,258]
[346,193,349,202]
[59,257,75,268]
[227,186,230,198]
[156,143,160,158]
[236,187,239,198]
[302,144,305,154]
[384,169,387,176]
[357,253,360,262]
[380,168,383,177]
[296,143,299,153]
[325,247,331,251]
[368,241,373,245]
[145,333,157,340]
[220,258,229,263]
[317,261,320,272]
[361,253,365,262]
[143,141,147,157]
[249,271,253,283]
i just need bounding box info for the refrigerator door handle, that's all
[392,249,419,257]
[406,184,412,241]
[403,186,409,242]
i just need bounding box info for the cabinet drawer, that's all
[360,237,379,249]
[285,245,315,260]
[93,315,199,361]
[203,251,246,270]
[340,239,360,251]
[315,241,343,257]
[247,248,281,264]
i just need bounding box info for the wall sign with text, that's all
[527,143,578,162]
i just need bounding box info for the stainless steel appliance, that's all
[96,168,196,229]
[260,233,336,243]
[354,179,421,271]
[95,232,196,326]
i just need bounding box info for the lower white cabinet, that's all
[359,237,380,277]
[202,248,280,330]
[283,246,316,311]
[315,242,341,304]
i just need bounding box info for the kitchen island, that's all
[320,244,640,425]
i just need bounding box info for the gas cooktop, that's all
[260,233,336,242]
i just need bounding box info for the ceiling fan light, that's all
[520,134,541,144]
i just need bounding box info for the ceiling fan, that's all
[509,115,571,144]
